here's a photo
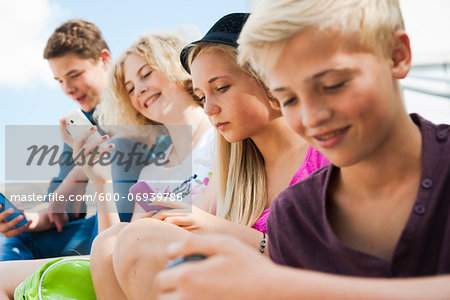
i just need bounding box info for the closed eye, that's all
[127,87,135,94]
[143,71,152,78]
[323,81,346,91]
[282,97,297,107]
[217,85,230,93]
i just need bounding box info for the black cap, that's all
[180,13,250,74]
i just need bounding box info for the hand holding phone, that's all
[0,193,29,229]
[165,254,207,269]
[63,109,102,145]
[129,181,180,212]
[61,109,114,183]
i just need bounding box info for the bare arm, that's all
[59,119,120,233]
[150,174,267,253]
[94,181,121,233]
[193,175,217,214]
[270,266,450,300]
[156,235,450,300]
[130,196,147,222]
[47,166,88,232]
[152,207,268,255]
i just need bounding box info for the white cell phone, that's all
[63,109,102,144]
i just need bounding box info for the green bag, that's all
[14,257,96,300]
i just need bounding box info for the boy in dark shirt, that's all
[155,0,450,298]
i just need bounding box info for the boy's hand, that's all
[155,234,276,300]
[0,204,32,238]
[47,200,70,232]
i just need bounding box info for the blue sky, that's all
[1,0,450,183]
[0,0,248,181]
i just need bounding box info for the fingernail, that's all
[90,127,95,131]
[102,135,108,140]
[108,144,114,149]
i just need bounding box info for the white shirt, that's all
[136,127,214,204]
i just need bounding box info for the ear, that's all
[99,49,111,69]
[266,90,281,110]
[390,30,411,79]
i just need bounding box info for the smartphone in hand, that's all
[129,181,178,211]
[166,254,207,268]
[63,109,102,144]
[0,193,28,228]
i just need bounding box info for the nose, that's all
[301,97,332,128]
[63,83,76,96]
[203,98,221,116]
[135,82,148,99]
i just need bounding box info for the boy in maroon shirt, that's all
[155,0,450,299]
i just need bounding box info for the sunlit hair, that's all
[96,30,200,127]
[188,42,278,226]
[44,19,109,60]
[238,0,405,78]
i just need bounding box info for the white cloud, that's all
[0,0,68,88]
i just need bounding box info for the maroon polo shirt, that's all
[268,114,450,277]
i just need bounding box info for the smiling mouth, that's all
[314,126,350,141]
[144,93,160,108]
[76,95,87,102]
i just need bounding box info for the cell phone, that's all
[0,193,28,228]
[165,254,207,269]
[63,109,102,144]
[129,181,177,211]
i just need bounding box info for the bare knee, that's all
[112,218,190,298]
[90,223,128,282]
[113,218,188,273]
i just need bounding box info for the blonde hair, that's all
[189,42,276,226]
[95,30,199,127]
[238,0,405,77]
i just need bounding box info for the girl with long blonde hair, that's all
[92,13,328,300]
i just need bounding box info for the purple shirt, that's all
[252,146,329,233]
[268,114,450,277]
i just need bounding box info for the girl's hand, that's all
[151,204,229,234]
[59,119,114,184]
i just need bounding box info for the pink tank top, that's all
[251,146,329,233]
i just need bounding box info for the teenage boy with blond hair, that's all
[155,1,450,299]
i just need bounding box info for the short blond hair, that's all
[96,31,198,127]
[238,0,405,77]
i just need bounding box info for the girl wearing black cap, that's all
[99,13,328,299]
